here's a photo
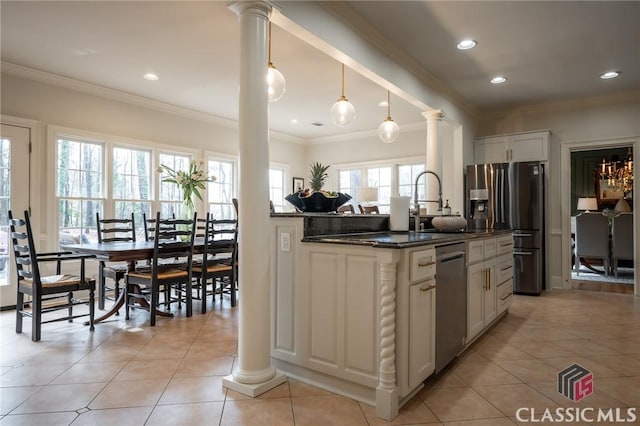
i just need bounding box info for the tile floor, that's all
[1,290,639,425]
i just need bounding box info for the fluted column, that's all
[423,110,444,215]
[224,0,286,397]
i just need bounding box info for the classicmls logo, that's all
[558,363,593,402]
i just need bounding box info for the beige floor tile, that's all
[539,356,623,379]
[593,338,640,354]
[360,396,440,425]
[71,406,153,425]
[113,359,181,382]
[0,411,77,425]
[51,361,126,385]
[595,377,640,406]
[12,382,106,414]
[471,336,534,361]
[173,356,234,378]
[221,398,294,426]
[226,381,290,400]
[442,418,515,426]
[587,354,640,376]
[291,395,367,426]
[424,369,467,389]
[449,359,522,386]
[288,380,334,397]
[0,363,71,387]
[528,381,628,408]
[0,386,42,415]
[77,343,144,363]
[185,339,237,359]
[147,402,224,426]
[508,340,574,359]
[420,386,503,421]
[89,378,168,409]
[22,347,91,365]
[473,383,558,417]
[158,376,226,404]
[494,359,562,383]
[551,339,620,357]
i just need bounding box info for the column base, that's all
[223,370,287,397]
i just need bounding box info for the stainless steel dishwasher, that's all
[435,243,467,373]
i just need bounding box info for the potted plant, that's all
[285,162,351,212]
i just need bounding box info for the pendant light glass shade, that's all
[330,64,356,127]
[267,22,285,103]
[378,91,400,143]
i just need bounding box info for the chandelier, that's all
[600,147,634,196]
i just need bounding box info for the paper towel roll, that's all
[390,196,411,231]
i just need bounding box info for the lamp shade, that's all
[615,198,632,212]
[577,197,598,212]
[357,187,379,202]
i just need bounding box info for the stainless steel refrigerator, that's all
[466,162,544,295]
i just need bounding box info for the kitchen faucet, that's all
[413,170,443,232]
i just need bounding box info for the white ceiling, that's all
[2,1,639,141]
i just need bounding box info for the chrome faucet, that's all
[413,170,443,232]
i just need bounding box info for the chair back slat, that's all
[9,210,43,289]
[97,212,136,244]
[150,212,197,269]
[201,213,238,263]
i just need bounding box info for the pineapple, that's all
[309,162,330,192]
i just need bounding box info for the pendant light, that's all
[330,63,356,127]
[267,21,286,102]
[378,90,400,143]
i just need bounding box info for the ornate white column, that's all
[422,110,444,215]
[224,0,286,397]
[376,261,398,420]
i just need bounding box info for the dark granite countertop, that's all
[301,229,512,249]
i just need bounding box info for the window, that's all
[57,138,103,243]
[365,166,392,213]
[158,153,191,218]
[269,168,285,212]
[207,158,235,219]
[338,169,362,206]
[398,163,425,199]
[112,146,152,235]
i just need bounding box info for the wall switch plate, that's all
[280,232,291,252]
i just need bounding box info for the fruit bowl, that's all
[285,191,352,213]
[431,215,467,232]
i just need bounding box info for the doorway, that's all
[561,137,638,296]
[0,124,31,308]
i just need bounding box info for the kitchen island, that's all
[269,214,513,420]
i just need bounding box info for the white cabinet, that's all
[466,261,486,341]
[408,278,436,390]
[474,130,550,163]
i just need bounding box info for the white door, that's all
[0,124,30,308]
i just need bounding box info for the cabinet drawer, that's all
[483,238,497,259]
[410,248,436,282]
[496,254,514,284]
[497,235,514,255]
[497,279,513,314]
[466,240,484,265]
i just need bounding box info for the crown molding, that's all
[481,88,640,119]
[306,120,427,145]
[1,61,306,145]
[318,2,480,121]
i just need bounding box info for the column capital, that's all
[422,109,444,121]
[228,1,273,19]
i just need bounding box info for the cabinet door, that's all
[466,262,485,342]
[475,137,507,163]
[508,132,549,162]
[409,280,436,389]
[484,258,498,326]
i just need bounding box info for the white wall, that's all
[479,92,640,291]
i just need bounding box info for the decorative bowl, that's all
[431,215,467,232]
[285,191,352,213]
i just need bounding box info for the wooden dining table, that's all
[61,238,235,324]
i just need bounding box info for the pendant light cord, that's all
[268,21,273,65]
[341,64,345,97]
[387,90,392,120]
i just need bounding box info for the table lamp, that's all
[577,197,598,212]
[357,187,379,204]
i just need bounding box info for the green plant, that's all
[309,162,330,192]
[158,160,216,210]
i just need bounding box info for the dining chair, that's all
[338,204,355,214]
[125,212,197,326]
[96,212,135,311]
[358,204,380,214]
[574,212,610,275]
[611,212,633,277]
[8,210,95,341]
[191,214,238,312]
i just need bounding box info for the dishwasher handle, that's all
[437,251,466,263]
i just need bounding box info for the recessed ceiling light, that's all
[311,122,324,127]
[600,71,621,80]
[490,76,507,84]
[290,119,298,124]
[143,73,159,81]
[378,101,389,107]
[457,39,477,50]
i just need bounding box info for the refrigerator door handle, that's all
[514,233,533,237]
[500,168,505,227]
[513,251,533,255]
